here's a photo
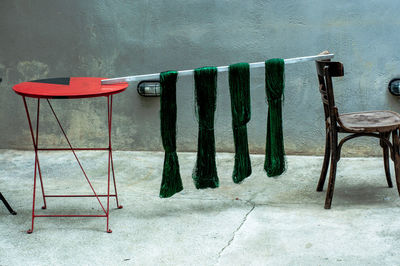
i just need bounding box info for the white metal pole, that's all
[101,53,334,85]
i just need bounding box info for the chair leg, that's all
[380,132,393,188]
[317,128,331,191]
[0,192,17,215]
[392,130,400,196]
[324,130,338,209]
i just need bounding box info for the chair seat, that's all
[339,110,400,132]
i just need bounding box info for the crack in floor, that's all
[216,201,256,263]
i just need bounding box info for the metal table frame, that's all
[22,95,122,233]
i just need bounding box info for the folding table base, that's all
[0,192,17,215]
[23,95,122,233]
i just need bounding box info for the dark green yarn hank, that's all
[229,63,252,183]
[264,59,285,177]
[193,67,219,189]
[159,71,183,198]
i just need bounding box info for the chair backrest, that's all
[315,61,344,124]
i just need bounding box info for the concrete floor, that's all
[1,150,400,265]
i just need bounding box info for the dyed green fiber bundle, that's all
[229,63,252,183]
[264,59,286,177]
[192,67,219,189]
[159,71,183,198]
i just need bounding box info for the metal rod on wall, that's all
[101,52,334,85]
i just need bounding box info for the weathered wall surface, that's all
[1,0,400,155]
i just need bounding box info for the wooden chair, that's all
[315,60,400,209]
[1,192,17,215]
[1,77,16,215]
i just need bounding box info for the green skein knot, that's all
[264,59,286,177]
[192,67,219,189]
[229,63,252,183]
[159,71,183,198]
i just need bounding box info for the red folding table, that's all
[13,77,128,233]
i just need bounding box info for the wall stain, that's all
[17,61,49,81]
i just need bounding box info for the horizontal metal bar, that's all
[34,214,107,218]
[37,148,109,151]
[101,53,334,84]
[45,194,117,197]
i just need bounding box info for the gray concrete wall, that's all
[1,0,400,155]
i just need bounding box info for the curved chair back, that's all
[315,61,344,125]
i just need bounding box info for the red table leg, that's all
[23,97,47,233]
[106,95,112,233]
[22,95,122,233]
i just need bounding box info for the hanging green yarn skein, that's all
[264,59,286,177]
[229,63,252,183]
[159,71,183,198]
[192,67,219,189]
